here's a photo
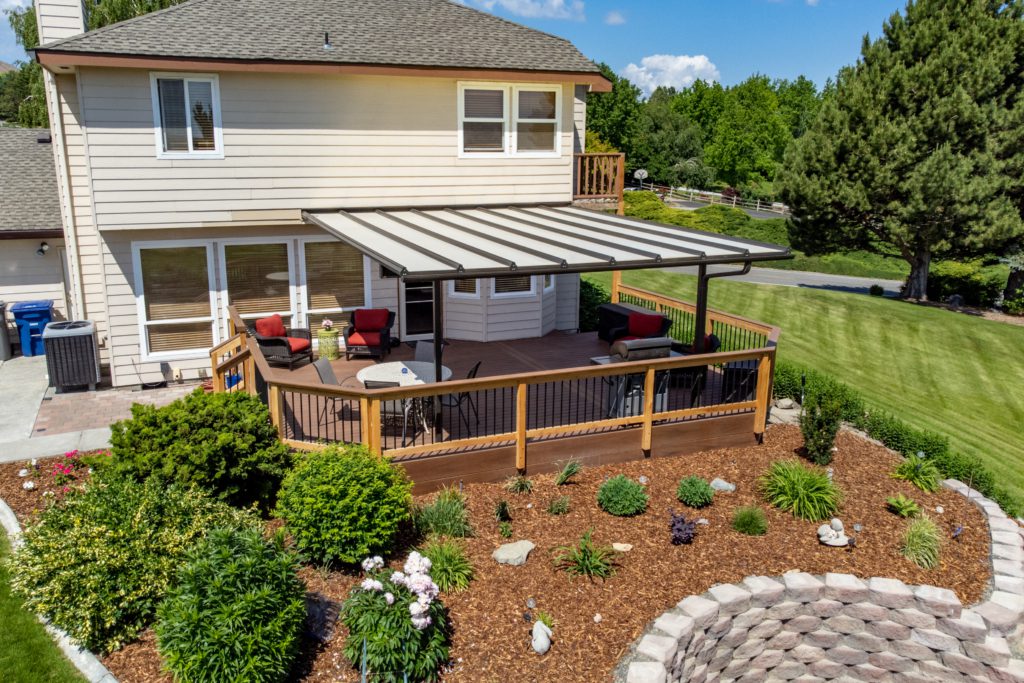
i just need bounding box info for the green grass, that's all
[0,535,86,682]
[586,270,1024,499]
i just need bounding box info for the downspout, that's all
[692,262,752,352]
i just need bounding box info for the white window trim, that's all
[491,275,537,299]
[457,82,561,159]
[132,239,219,363]
[543,273,556,293]
[217,237,297,338]
[150,72,224,160]
[297,237,372,334]
[448,278,480,299]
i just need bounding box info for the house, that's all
[0,127,69,351]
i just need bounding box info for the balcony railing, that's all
[574,152,625,215]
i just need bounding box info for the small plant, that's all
[597,475,649,517]
[669,510,697,545]
[547,495,570,516]
[275,444,412,565]
[891,453,941,493]
[554,460,582,485]
[498,521,513,538]
[761,460,842,521]
[536,611,556,629]
[676,476,715,508]
[869,284,885,297]
[901,516,941,569]
[156,529,306,683]
[554,531,616,580]
[886,493,921,518]
[416,487,472,538]
[732,506,768,536]
[419,538,474,593]
[494,499,512,522]
[800,390,843,465]
[505,475,533,494]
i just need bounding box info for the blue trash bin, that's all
[10,300,54,357]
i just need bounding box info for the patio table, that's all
[356,360,452,387]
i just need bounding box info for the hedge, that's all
[773,360,1022,517]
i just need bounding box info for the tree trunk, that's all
[903,246,932,300]
[1004,267,1024,302]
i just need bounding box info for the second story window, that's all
[459,83,560,157]
[151,73,223,158]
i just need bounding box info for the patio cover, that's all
[302,205,791,281]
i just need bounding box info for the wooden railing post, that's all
[641,366,655,455]
[366,397,382,455]
[268,383,283,437]
[515,381,528,471]
[615,153,626,215]
[611,270,622,304]
[753,352,774,438]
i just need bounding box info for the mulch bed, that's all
[0,425,993,682]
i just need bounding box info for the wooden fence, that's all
[574,153,625,215]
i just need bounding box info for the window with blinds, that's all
[459,84,559,156]
[451,279,478,296]
[223,243,293,320]
[303,241,367,332]
[543,273,555,292]
[152,74,221,156]
[493,275,534,296]
[461,88,505,153]
[515,89,557,152]
[138,246,214,354]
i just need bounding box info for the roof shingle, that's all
[37,0,601,74]
[0,128,63,234]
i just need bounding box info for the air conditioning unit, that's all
[42,321,101,392]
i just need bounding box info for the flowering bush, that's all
[341,551,450,682]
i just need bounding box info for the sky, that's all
[1,0,908,93]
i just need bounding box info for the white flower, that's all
[30,459,38,467]
[18,468,28,477]
[409,601,427,617]
[406,573,438,600]
[361,555,384,572]
[390,571,406,586]
[403,551,431,575]
[384,592,395,605]
[360,578,383,592]
[412,615,432,630]
[22,481,36,491]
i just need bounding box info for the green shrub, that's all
[419,538,473,593]
[498,521,513,538]
[892,453,942,493]
[926,260,1007,307]
[342,553,450,683]
[869,284,885,297]
[579,279,610,333]
[858,411,948,460]
[505,475,533,494]
[772,362,864,422]
[494,500,512,522]
[156,528,306,683]
[761,460,842,521]
[108,388,292,510]
[9,473,255,653]
[800,391,843,465]
[275,444,412,565]
[597,475,649,516]
[547,495,571,515]
[416,487,471,538]
[901,517,941,569]
[1005,289,1024,315]
[676,476,715,508]
[554,531,616,580]
[886,493,921,518]
[536,611,556,629]
[732,507,768,536]
[555,460,582,486]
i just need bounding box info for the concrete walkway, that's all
[0,356,50,442]
[664,264,904,296]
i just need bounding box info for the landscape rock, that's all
[613,543,633,552]
[304,593,340,643]
[531,620,552,655]
[492,540,535,566]
[709,478,736,492]
[775,397,795,409]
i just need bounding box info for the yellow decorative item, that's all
[317,319,340,361]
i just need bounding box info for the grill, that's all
[609,336,673,362]
[43,321,101,391]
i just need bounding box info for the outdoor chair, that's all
[440,361,482,434]
[414,339,447,363]
[608,311,672,344]
[249,314,312,370]
[364,379,421,447]
[312,357,354,430]
[344,308,395,360]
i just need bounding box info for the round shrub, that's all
[275,444,412,565]
[9,473,255,653]
[109,388,292,510]
[597,475,649,516]
[342,553,450,682]
[156,528,306,683]
[761,460,842,522]
[732,506,768,536]
[676,476,715,508]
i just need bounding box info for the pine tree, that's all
[780,0,1024,299]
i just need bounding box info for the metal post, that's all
[432,279,444,430]
[694,263,709,353]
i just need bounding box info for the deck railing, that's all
[574,153,625,215]
[215,296,778,478]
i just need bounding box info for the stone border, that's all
[616,480,1024,683]
[0,497,119,683]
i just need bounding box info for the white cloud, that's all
[465,0,585,21]
[604,10,625,25]
[0,0,31,10]
[622,54,720,95]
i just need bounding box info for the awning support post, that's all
[432,279,444,432]
[694,264,709,353]
[611,270,622,303]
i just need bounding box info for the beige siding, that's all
[555,272,579,331]
[79,69,577,229]
[445,282,486,342]
[573,85,587,153]
[541,281,557,334]
[1,239,69,348]
[485,279,542,341]
[35,0,85,46]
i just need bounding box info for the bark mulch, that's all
[0,426,993,683]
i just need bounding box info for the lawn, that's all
[587,270,1024,500]
[0,534,85,683]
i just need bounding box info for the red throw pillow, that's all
[255,314,287,337]
[628,312,664,337]
[287,337,311,353]
[354,309,389,331]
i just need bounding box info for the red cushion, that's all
[255,314,287,338]
[354,309,389,331]
[347,331,381,347]
[287,337,311,353]
[628,312,665,337]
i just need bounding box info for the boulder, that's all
[710,478,736,493]
[492,540,536,566]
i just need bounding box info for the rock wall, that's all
[617,480,1024,683]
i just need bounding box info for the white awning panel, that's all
[302,205,791,281]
